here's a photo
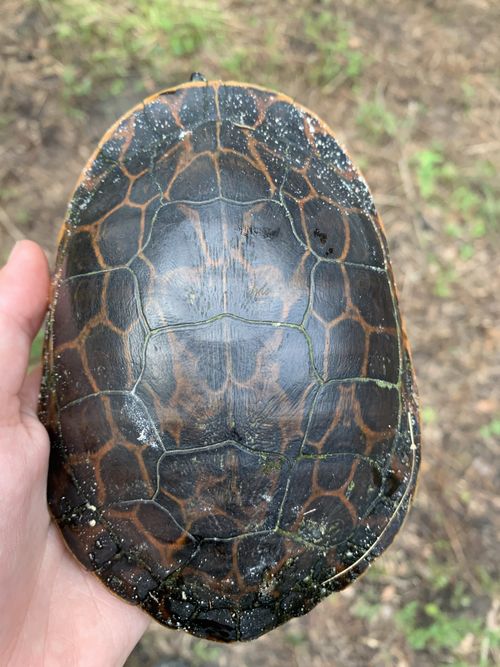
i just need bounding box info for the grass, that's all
[220,3,366,90]
[32,0,367,109]
[302,8,365,89]
[284,629,309,646]
[461,78,476,110]
[422,406,438,425]
[352,596,382,623]
[412,146,499,297]
[427,254,457,298]
[192,640,221,664]
[393,543,500,665]
[220,19,286,85]
[0,111,15,133]
[479,416,500,441]
[413,147,456,201]
[350,542,500,666]
[356,99,398,142]
[396,600,481,652]
[35,0,223,108]
[413,148,499,238]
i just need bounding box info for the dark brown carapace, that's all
[39,80,420,642]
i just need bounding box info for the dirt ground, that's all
[1,1,499,665]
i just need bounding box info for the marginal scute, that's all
[101,504,196,580]
[53,273,104,344]
[307,156,360,208]
[88,529,119,567]
[53,346,95,406]
[347,265,397,328]
[100,124,128,163]
[41,80,420,643]
[240,607,276,641]
[123,109,159,175]
[344,210,385,268]
[355,382,400,434]
[179,85,217,128]
[218,85,259,126]
[254,100,310,165]
[64,230,102,277]
[314,132,351,171]
[368,331,400,383]
[71,164,129,227]
[143,98,180,154]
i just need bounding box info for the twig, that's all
[464,141,500,156]
[481,597,499,666]
[398,155,426,248]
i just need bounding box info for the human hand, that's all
[0,241,149,666]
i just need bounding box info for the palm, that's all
[0,242,148,666]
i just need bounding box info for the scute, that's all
[40,79,420,643]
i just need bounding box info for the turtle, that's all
[39,75,420,643]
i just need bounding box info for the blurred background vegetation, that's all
[1,0,499,665]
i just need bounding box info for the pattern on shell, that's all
[40,80,420,642]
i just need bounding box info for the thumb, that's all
[0,241,50,424]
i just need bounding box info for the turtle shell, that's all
[40,79,420,643]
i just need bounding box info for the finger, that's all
[20,365,43,417]
[0,241,50,423]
